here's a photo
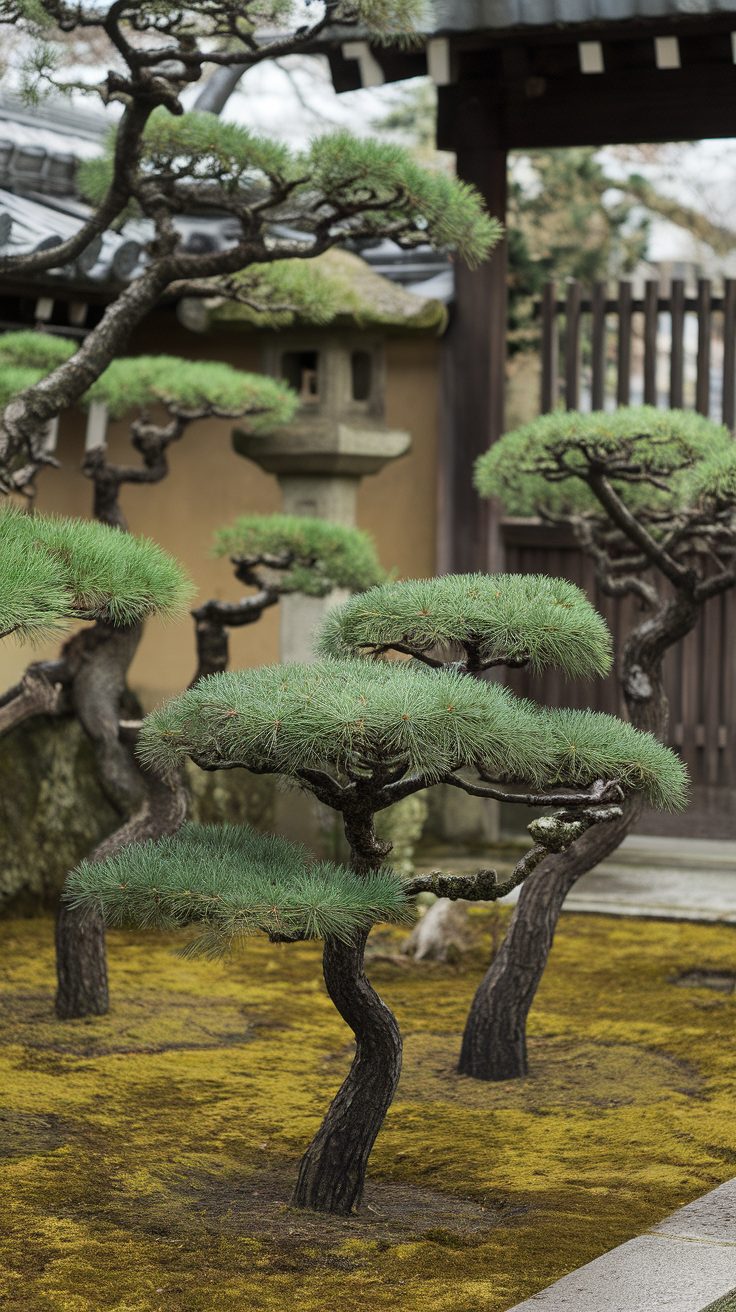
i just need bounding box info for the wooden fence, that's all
[501,278,736,837]
[540,277,736,425]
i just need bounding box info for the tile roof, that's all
[426,0,736,32]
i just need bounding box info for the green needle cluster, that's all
[543,708,688,810]
[136,658,686,807]
[0,506,193,639]
[65,823,411,952]
[475,406,733,518]
[317,573,613,676]
[85,356,298,428]
[137,658,553,784]
[213,515,386,596]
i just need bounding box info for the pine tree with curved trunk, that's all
[462,406,736,1081]
[0,1,499,494]
[0,503,192,1015]
[0,344,384,1017]
[66,587,684,1213]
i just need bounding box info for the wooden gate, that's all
[501,279,736,837]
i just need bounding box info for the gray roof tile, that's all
[427,0,736,31]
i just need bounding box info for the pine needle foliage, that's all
[475,407,733,518]
[683,446,736,506]
[137,658,555,786]
[0,331,76,370]
[136,658,684,807]
[0,506,193,636]
[0,511,70,641]
[65,823,411,952]
[317,573,613,676]
[85,356,298,428]
[0,364,45,410]
[213,515,385,596]
[542,707,688,810]
[80,115,500,271]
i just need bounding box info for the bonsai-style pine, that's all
[192,514,385,681]
[66,591,685,1213]
[0,340,384,1019]
[0,1,499,493]
[0,502,192,1014]
[467,405,734,1080]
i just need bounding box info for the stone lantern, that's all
[210,248,448,661]
[232,327,413,659]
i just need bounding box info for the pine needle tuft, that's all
[65,823,411,951]
[317,573,613,676]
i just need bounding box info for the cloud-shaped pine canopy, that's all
[542,708,687,810]
[85,356,298,428]
[0,506,192,639]
[213,514,385,596]
[475,407,733,519]
[137,659,685,808]
[137,658,553,786]
[65,823,410,952]
[316,573,612,677]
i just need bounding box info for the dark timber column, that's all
[438,86,507,573]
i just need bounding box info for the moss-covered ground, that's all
[0,912,734,1312]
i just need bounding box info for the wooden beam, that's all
[439,65,736,150]
[438,90,507,574]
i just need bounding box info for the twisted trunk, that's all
[292,929,402,1214]
[458,591,698,1082]
[56,768,187,1019]
[54,621,145,1019]
[293,807,401,1214]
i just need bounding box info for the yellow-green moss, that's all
[0,913,734,1311]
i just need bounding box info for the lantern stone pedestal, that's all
[233,386,411,664]
[232,413,410,847]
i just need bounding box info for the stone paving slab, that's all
[419,836,736,922]
[506,1179,736,1312]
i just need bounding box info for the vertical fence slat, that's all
[616,280,632,406]
[591,280,607,410]
[723,278,736,429]
[696,277,712,416]
[564,280,582,410]
[670,277,685,408]
[643,279,659,404]
[703,594,722,787]
[541,281,558,414]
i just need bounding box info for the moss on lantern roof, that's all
[179,249,448,336]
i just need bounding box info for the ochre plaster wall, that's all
[0,315,440,706]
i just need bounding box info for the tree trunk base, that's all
[292,932,401,1215]
[55,902,109,1019]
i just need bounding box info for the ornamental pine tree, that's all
[0,2,499,494]
[0,501,193,1012]
[468,405,735,1081]
[66,578,685,1214]
[0,340,383,1018]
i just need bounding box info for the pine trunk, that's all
[457,806,636,1079]
[458,592,697,1082]
[55,902,109,1019]
[293,810,400,1214]
[292,929,402,1214]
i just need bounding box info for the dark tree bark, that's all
[293,807,401,1215]
[457,804,638,1080]
[292,928,402,1215]
[55,903,110,1020]
[458,591,699,1082]
[55,767,187,1020]
[53,621,145,1019]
